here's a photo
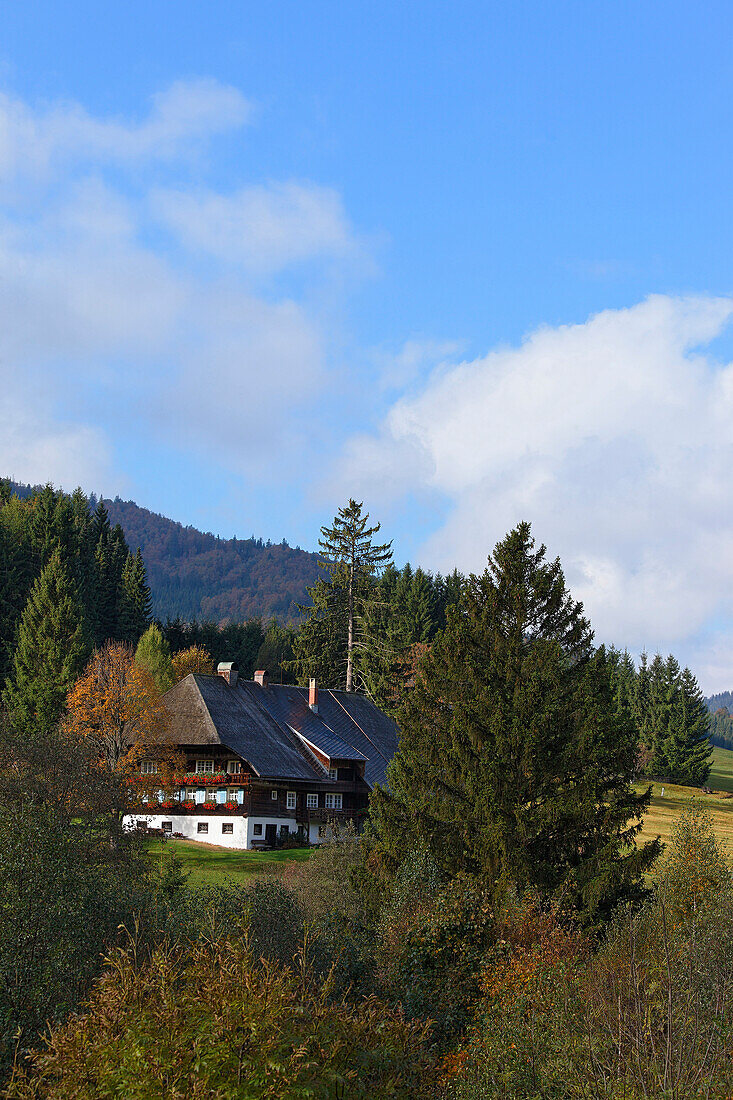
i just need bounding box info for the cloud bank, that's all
[341,295,733,689]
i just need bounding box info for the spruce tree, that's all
[290,500,392,691]
[371,523,660,928]
[117,549,152,645]
[2,552,88,738]
[664,666,712,785]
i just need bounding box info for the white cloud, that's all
[154,181,359,274]
[0,79,252,183]
[339,295,733,689]
[0,393,116,492]
[0,82,364,498]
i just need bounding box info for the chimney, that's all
[309,677,318,713]
[254,669,269,688]
[217,662,239,687]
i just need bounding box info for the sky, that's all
[2,1,733,688]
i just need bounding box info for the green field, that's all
[636,745,733,852]
[144,837,311,888]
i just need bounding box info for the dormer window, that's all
[227,760,242,774]
[141,761,158,775]
[328,767,338,780]
[195,760,214,774]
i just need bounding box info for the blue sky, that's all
[2,2,733,687]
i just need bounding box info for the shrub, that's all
[246,879,304,969]
[5,938,436,1099]
[0,802,152,1079]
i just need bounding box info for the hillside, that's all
[7,481,320,625]
[104,498,320,624]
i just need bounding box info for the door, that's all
[265,824,277,846]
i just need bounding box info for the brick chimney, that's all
[254,669,269,688]
[217,662,238,687]
[309,677,318,713]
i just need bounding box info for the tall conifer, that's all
[290,500,392,690]
[2,552,87,737]
[371,523,660,928]
[117,550,152,644]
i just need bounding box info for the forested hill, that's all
[706,692,733,751]
[103,498,319,624]
[7,482,320,624]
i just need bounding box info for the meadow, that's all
[144,836,311,887]
[636,744,733,850]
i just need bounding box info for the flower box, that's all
[181,800,195,811]
[223,801,238,811]
[159,801,176,810]
[201,802,216,811]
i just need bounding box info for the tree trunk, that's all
[346,553,354,691]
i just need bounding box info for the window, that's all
[195,760,214,774]
[271,790,278,800]
[227,760,241,774]
[235,789,245,804]
[195,789,205,804]
[222,823,233,835]
[328,766,338,780]
[176,789,186,801]
[253,823,263,836]
[141,761,158,775]
[162,821,172,833]
[325,793,342,810]
[307,793,318,809]
[197,822,208,834]
[280,825,289,837]
[286,791,296,811]
[216,789,227,804]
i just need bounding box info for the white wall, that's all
[124,813,299,851]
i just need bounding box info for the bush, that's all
[246,879,304,970]
[5,938,437,1099]
[0,803,152,1078]
[440,803,733,1100]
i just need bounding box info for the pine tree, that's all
[0,496,36,691]
[290,500,392,691]
[2,552,88,738]
[117,549,152,645]
[664,666,712,785]
[30,485,73,570]
[371,523,660,928]
[134,624,173,693]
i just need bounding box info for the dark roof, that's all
[317,689,399,788]
[161,674,398,787]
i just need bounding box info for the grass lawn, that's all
[636,745,733,853]
[144,836,311,888]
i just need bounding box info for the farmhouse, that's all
[124,663,399,849]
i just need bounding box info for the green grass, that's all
[144,837,311,888]
[636,745,733,852]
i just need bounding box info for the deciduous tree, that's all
[65,641,173,779]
